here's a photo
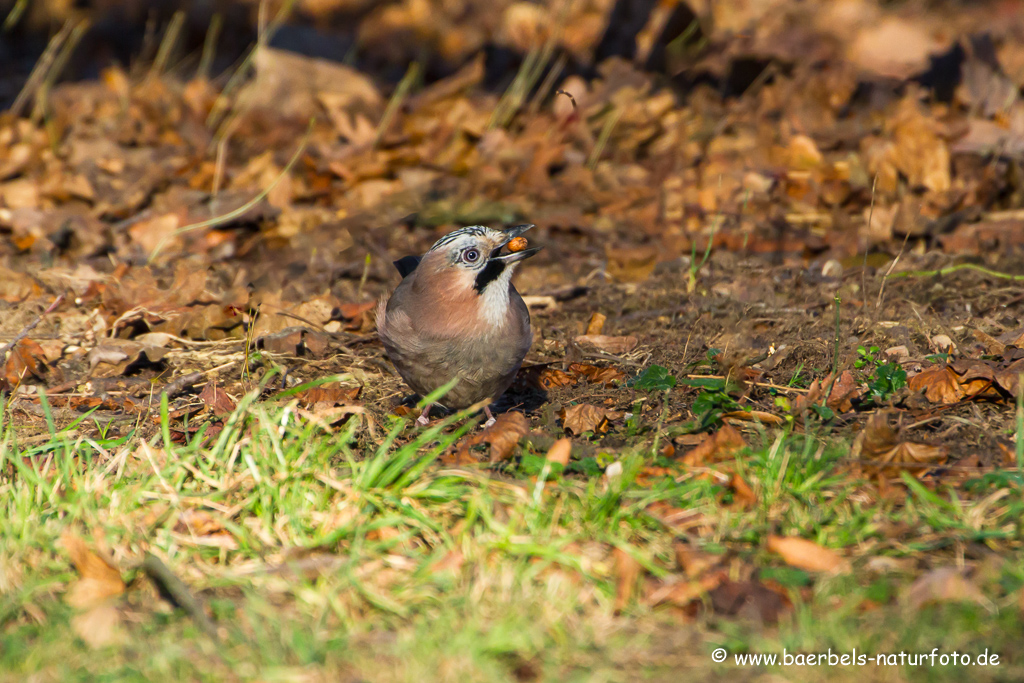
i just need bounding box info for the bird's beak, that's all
[503,223,535,240]
[490,224,541,263]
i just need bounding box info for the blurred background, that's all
[1,0,1023,345]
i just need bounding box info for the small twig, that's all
[861,174,877,302]
[822,294,841,404]
[196,12,222,80]
[149,118,314,263]
[684,374,811,394]
[554,88,578,112]
[0,294,65,360]
[161,372,204,399]
[147,11,186,80]
[587,106,621,170]
[140,553,219,640]
[10,20,73,117]
[876,220,913,310]
[374,62,420,148]
[884,262,1024,283]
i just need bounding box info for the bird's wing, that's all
[392,255,421,278]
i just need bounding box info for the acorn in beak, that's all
[490,224,541,263]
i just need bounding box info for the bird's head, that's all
[419,224,540,296]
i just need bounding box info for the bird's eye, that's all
[463,248,480,263]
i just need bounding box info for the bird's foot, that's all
[416,404,432,426]
[482,405,496,429]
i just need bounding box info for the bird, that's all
[377,224,540,426]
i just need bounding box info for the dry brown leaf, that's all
[574,334,639,355]
[452,411,530,463]
[198,380,236,416]
[903,567,992,612]
[767,535,850,574]
[561,404,610,435]
[728,473,757,509]
[709,578,790,623]
[295,382,362,407]
[61,533,125,610]
[613,547,641,613]
[545,438,572,466]
[679,424,746,466]
[3,338,48,387]
[909,365,964,404]
[995,359,1024,397]
[851,411,946,466]
[0,266,40,302]
[827,370,863,413]
[568,362,626,384]
[516,365,575,391]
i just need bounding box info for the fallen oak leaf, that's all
[452,411,530,463]
[851,411,946,467]
[826,370,863,412]
[568,362,626,384]
[679,424,746,466]
[561,404,610,435]
[516,364,575,391]
[198,380,236,416]
[3,338,48,387]
[767,535,850,574]
[294,382,362,407]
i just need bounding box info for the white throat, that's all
[478,266,516,327]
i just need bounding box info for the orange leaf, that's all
[613,547,641,613]
[767,535,850,574]
[909,365,964,404]
[545,438,572,466]
[452,411,530,463]
[61,533,125,610]
[679,425,746,466]
[568,362,626,384]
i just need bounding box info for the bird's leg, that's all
[416,404,432,426]
[483,405,496,429]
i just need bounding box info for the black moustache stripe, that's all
[474,259,506,293]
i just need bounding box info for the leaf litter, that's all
[4,0,1024,678]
